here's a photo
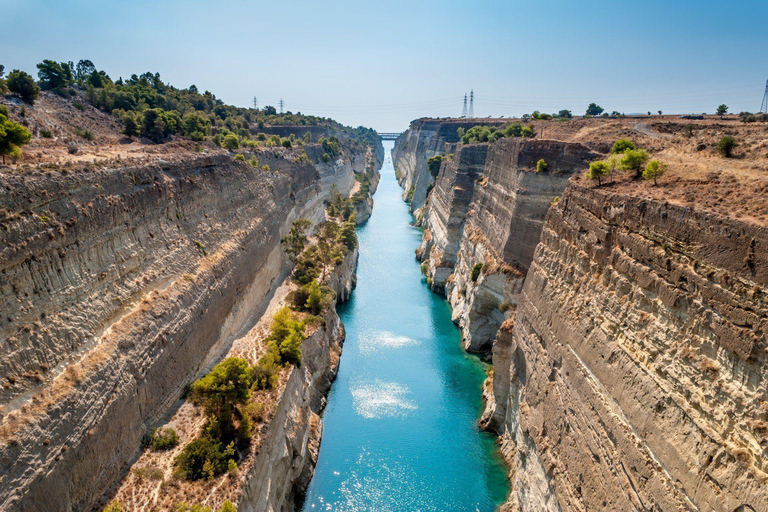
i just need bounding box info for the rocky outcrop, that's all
[489,184,768,512]
[415,137,597,352]
[238,249,358,512]
[392,118,505,212]
[0,137,382,511]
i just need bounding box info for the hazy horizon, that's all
[3,0,767,132]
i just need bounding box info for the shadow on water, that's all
[301,142,509,512]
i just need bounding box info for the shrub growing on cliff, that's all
[0,111,32,164]
[471,263,483,282]
[586,161,610,186]
[268,307,306,366]
[716,135,737,157]
[536,159,548,173]
[148,427,180,451]
[643,160,667,185]
[174,437,231,480]
[427,154,443,177]
[611,138,636,154]
[282,218,312,262]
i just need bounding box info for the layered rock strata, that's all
[490,185,768,512]
[398,117,767,511]
[392,118,505,212]
[416,137,596,352]
[0,138,381,511]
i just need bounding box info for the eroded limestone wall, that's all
[0,141,381,511]
[491,185,768,511]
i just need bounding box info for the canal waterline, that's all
[301,142,509,511]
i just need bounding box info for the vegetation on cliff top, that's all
[1,58,380,159]
[458,123,535,144]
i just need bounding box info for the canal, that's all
[301,141,509,511]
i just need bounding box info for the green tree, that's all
[7,70,40,104]
[586,161,610,186]
[0,65,7,95]
[558,109,573,118]
[74,59,96,83]
[282,218,312,262]
[222,133,240,149]
[642,160,667,185]
[618,148,650,178]
[303,131,312,143]
[36,60,73,90]
[183,111,210,141]
[716,104,728,118]
[611,138,636,154]
[0,110,32,164]
[716,135,736,157]
[269,307,306,366]
[520,125,534,138]
[536,159,548,172]
[121,112,141,138]
[339,217,357,250]
[303,280,324,315]
[585,103,604,116]
[427,154,443,177]
[192,357,252,443]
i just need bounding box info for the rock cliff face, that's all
[0,138,382,511]
[397,118,768,512]
[392,118,505,212]
[415,137,597,352]
[490,185,768,512]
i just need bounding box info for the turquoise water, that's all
[301,142,509,512]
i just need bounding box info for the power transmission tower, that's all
[761,79,768,114]
[252,97,258,110]
[279,98,285,114]
[468,90,474,118]
[461,94,468,118]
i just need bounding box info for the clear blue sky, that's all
[2,0,767,131]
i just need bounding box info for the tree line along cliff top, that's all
[0,59,380,171]
[417,114,768,226]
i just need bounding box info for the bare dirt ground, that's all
[527,115,768,225]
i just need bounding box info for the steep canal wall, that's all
[395,118,768,512]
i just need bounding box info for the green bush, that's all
[611,138,635,154]
[0,110,32,164]
[148,427,180,451]
[40,129,53,138]
[174,437,232,481]
[104,501,123,512]
[716,135,736,157]
[250,355,279,391]
[222,133,240,149]
[427,154,443,177]
[536,159,547,173]
[471,263,483,282]
[268,307,306,366]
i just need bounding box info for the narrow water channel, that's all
[301,142,509,511]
